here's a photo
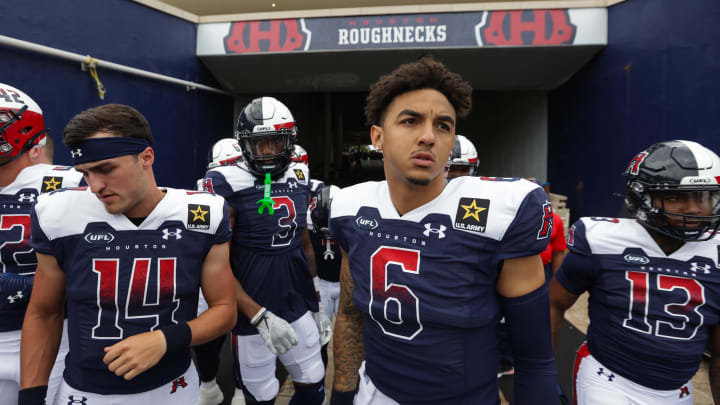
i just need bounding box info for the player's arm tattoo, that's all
[333,249,365,392]
[710,325,720,403]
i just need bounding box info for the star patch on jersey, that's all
[41,176,63,192]
[294,169,305,181]
[187,204,210,230]
[454,198,489,232]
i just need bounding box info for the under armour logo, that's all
[7,291,23,304]
[162,228,182,240]
[423,223,446,238]
[323,237,335,260]
[17,193,36,202]
[679,385,690,398]
[67,395,87,404]
[170,376,188,394]
[288,182,298,189]
[690,262,711,274]
[597,367,615,382]
[71,148,82,158]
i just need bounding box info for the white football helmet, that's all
[446,134,478,177]
[292,144,308,166]
[207,138,243,169]
[0,83,47,166]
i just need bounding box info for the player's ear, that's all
[138,147,155,169]
[370,125,383,152]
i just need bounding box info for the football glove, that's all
[252,308,298,355]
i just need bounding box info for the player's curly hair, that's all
[63,104,154,146]
[364,56,473,127]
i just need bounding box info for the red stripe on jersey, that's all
[573,342,591,405]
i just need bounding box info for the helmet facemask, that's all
[239,128,294,177]
[627,181,720,241]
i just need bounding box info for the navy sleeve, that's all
[326,199,348,252]
[211,201,232,244]
[29,203,55,256]
[202,170,234,198]
[555,219,598,295]
[497,187,552,260]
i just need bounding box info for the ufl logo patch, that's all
[187,204,210,230]
[454,198,490,233]
[294,169,305,181]
[41,176,63,192]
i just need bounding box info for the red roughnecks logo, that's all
[224,19,311,54]
[476,9,576,46]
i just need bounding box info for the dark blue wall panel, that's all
[0,0,233,188]
[548,0,720,220]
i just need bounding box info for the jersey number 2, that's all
[369,246,423,340]
[0,214,36,274]
[93,258,180,340]
[623,271,704,340]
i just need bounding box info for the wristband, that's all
[330,389,355,405]
[159,322,192,354]
[313,275,320,291]
[18,385,47,405]
[251,307,268,327]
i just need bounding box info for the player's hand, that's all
[256,310,297,355]
[313,306,333,346]
[103,330,167,380]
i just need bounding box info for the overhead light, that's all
[272,3,276,7]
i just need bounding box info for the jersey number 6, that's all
[369,246,423,340]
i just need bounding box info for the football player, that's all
[200,97,331,405]
[195,137,245,405]
[308,181,342,371]
[550,140,720,404]
[445,134,478,179]
[329,57,557,404]
[0,83,83,404]
[19,104,237,404]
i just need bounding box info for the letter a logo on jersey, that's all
[537,201,553,240]
[170,376,188,394]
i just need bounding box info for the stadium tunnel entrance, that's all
[197,7,608,186]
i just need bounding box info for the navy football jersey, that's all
[307,179,341,282]
[201,162,316,334]
[30,187,231,394]
[329,177,551,404]
[0,164,83,331]
[556,218,720,390]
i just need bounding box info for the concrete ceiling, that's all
[159,0,599,17]
[199,45,604,94]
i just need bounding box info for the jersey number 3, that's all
[623,271,705,340]
[369,246,423,340]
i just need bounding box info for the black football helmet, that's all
[625,140,720,241]
[310,184,339,236]
[234,97,297,178]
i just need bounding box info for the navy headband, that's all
[69,137,150,164]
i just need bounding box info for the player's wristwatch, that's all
[18,385,47,405]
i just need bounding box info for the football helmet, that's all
[235,97,297,177]
[292,144,308,166]
[446,134,478,177]
[310,184,340,236]
[625,140,720,241]
[0,83,47,166]
[207,138,243,169]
